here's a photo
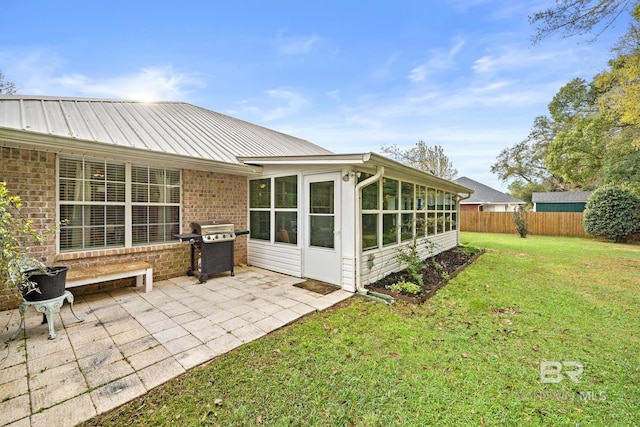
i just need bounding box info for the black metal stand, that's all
[197,240,235,282]
[173,233,235,283]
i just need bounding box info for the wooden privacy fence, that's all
[460,212,591,238]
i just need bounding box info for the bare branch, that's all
[530,0,634,44]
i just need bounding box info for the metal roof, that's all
[0,95,332,166]
[455,176,525,204]
[532,191,592,203]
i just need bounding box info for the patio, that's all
[0,267,352,427]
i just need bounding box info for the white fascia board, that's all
[0,127,263,176]
[365,153,474,194]
[239,153,372,165]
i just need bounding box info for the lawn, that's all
[82,233,640,426]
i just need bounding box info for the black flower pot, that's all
[22,266,69,302]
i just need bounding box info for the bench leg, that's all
[145,268,153,293]
[135,269,153,292]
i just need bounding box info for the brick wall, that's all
[182,168,248,266]
[460,204,480,212]
[0,147,248,310]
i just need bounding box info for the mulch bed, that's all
[366,246,484,304]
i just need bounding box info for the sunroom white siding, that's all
[247,240,302,278]
[358,231,458,287]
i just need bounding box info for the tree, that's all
[0,71,17,94]
[594,14,640,146]
[507,179,552,205]
[544,78,609,187]
[491,116,557,184]
[380,141,458,180]
[491,115,573,195]
[529,0,636,43]
[583,184,640,242]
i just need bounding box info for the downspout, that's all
[458,192,472,202]
[354,166,393,304]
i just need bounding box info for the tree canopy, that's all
[0,71,17,94]
[530,0,636,43]
[380,141,458,180]
[494,6,640,195]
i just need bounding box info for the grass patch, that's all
[82,233,640,426]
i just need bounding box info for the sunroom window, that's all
[249,175,298,244]
[359,172,459,251]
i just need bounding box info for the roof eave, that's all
[0,127,263,176]
[241,152,474,194]
[239,153,372,165]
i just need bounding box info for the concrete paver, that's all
[0,266,351,427]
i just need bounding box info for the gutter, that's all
[353,166,393,304]
[0,127,263,176]
[458,192,473,202]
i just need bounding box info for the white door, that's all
[303,173,341,285]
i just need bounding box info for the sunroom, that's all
[240,153,472,293]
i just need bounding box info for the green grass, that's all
[82,233,640,426]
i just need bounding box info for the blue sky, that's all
[0,0,631,191]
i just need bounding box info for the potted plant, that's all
[1,182,67,302]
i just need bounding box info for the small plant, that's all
[512,206,528,238]
[394,217,431,288]
[453,245,482,256]
[386,281,422,295]
[0,182,50,297]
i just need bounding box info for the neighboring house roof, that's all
[454,176,524,205]
[0,95,331,167]
[532,191,592,203]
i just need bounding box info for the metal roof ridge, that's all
[0,94,188,105]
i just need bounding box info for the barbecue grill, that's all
[175,221,237,283]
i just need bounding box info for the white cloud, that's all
[408,37,466,83]
[0,51,205,101]
[327,89,341,102]
[49,66,206,101]
[244,87,309,121]
[277,33,323,55]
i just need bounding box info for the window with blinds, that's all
[131,166,180,245]
[58,157,180,252]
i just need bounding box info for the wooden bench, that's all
[65,261,153,293]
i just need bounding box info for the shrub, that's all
[583,185,640,243]
[512,206,528,238]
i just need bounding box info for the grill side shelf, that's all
[173,233,201,241]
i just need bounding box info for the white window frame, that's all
[360,173,458,252]
[56,156,181,253]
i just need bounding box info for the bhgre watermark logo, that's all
[540,361,583,384]
[534,361,606,402]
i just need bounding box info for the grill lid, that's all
[190,221,234,235]
[190,221,236,242]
